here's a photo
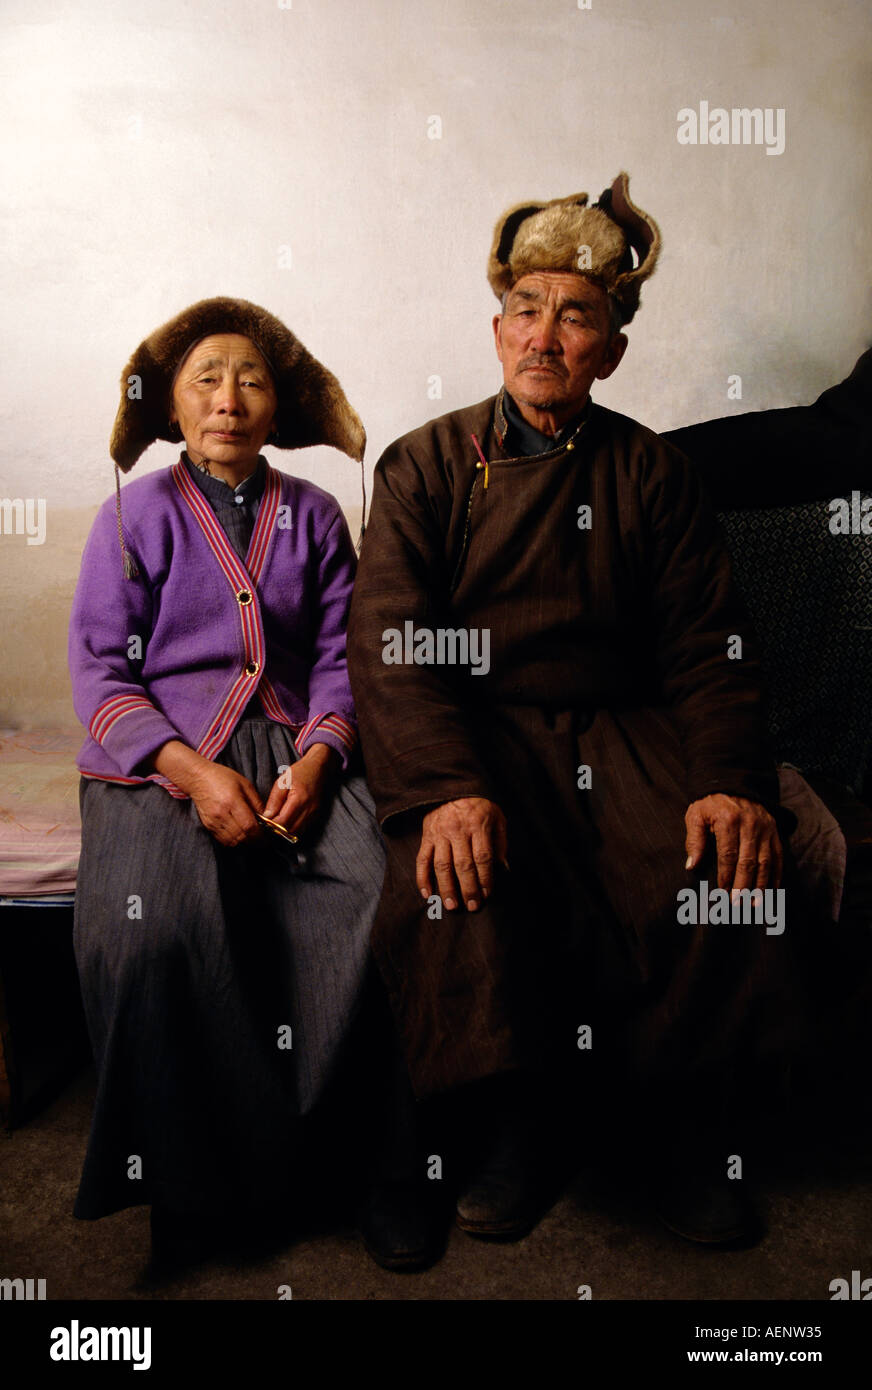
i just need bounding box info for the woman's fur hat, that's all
[110,296,366,471]
[487,172,660,325]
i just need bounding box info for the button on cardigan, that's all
[69,457,358,795]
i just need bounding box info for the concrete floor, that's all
[1,1065,869,1302]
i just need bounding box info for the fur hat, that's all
[487,172,660,325]
[110,296,366,471]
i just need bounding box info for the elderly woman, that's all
[68,298,401,1269]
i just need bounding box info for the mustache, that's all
[518,356,567,376]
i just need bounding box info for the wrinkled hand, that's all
[685,793,782,892]
[186,761,264,847]
[261,743,339,837]
[416,796,507,912]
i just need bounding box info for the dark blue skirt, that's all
[72,715,385,1220]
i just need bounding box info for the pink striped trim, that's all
[157,781,188,800]
[258,677,295,726]
[80,770,188,799]
[294,713,323,749]
[294,712,356,754]
[81,769,143,786]
[172,463,248,591]
[245,467,281,584]
[90,693,156,744]
[171,461,281,588]
[172,461,271,761]
[197,669,259,762]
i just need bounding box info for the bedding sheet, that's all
[0,729,82,896]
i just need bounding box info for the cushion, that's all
[0,730,82,897]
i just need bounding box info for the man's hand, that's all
[416,796,507,912]
[685,793,783,892]
[262,742,340,837]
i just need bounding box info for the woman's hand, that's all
[186,762,265,846]
[151,741,263,847]
[262,742,340,837]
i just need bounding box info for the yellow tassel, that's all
[470,432,489,490]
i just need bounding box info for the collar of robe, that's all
[495,387,590,458]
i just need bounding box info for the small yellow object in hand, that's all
[256,813,298,843]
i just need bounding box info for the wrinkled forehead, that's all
[505,271,610,310]
[174,333,275,381]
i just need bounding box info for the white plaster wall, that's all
[0,0,869,723]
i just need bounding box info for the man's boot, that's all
[455,1072,542,1239]
[649,1064,763,1246]
[357,1045,448,1271]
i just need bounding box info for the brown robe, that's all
[348,393,803,1098]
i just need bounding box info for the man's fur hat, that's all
[487,172,660,325]
[110,296,366,471]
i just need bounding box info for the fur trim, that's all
[110,297,365,471]
[487,172,660,323]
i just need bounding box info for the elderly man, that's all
[348,174,803,1268]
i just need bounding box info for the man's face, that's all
[493,273,627,427]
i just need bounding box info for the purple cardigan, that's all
[68,459,358,795]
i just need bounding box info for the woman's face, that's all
[169,333,278,476]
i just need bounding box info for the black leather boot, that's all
[357,1043,447,1271]
[455,1072,542,1239]
[649,1066,763,1246]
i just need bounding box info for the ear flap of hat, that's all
[269,334,367,464]
[594,171,661,306]
[110,341,173,472]
[110,297,365,472]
